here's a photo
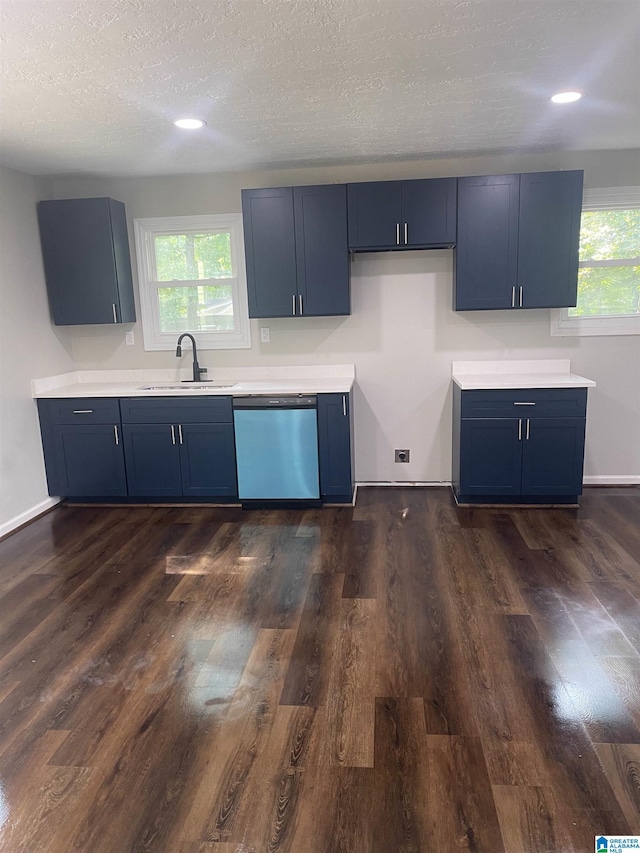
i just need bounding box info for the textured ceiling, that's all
[1,0,639,177]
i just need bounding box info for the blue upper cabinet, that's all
[37,198,135,325]
[347,178,457,250]
[454,174,520,310]
[294,184,350,316]
[242,184,350,318]
[242,187,298,318]
[454,170,584,311]
[518,171,584,308]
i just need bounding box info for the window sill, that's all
[550,309,640,337]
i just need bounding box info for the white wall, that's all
[0,166,75,534]
[51,149,640,484]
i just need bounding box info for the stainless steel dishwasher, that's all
[232,395,320,503]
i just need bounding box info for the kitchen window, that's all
[134,214,251,350]
[551,187,640,336]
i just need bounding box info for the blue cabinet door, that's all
[37,198,135,325]
[401,178,457,247]
[52,424,127,497]
[459,419,522,496]
[242,187,297,318]
[347,181,403,249]
[317,393,353,502]
[294,184,350,316]
[180,423,237,498]
[454,175,520,310]
[518,171,583,308]
[521,417,586,496]
[122,424,182,496]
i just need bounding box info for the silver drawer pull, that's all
[342,395,347,416]
[178,424,183,445]
[112,303,118,323]
[396,223,400,245]
[518,418,522,441]
[513,402,536,406]
[114,425,119,445]
[170,424,176,445]
[526,418,530,440]
[292,294,296,315]
[511,286,515,308]
[404,222,408,244]
[73,409,93,414]
[519,286,523,308]
[299,294,303,315]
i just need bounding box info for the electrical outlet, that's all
[125,329,135,346]
[395,449,410,463]
[260,327,271,343]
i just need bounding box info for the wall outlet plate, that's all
[125,329,135,346]
[260,327,271,343]
[395,449,410,463]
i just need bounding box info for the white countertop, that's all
[452,359,596,390]
[33,365,355,399]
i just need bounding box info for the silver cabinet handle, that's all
[404,222,408,245]
[396,223,400,245]
[519,286,523,307]
[513,402,536,406]
[518,418,522,441]
[342,395,347,416]
[73,409,93,414]
[511,286,516,308]
[299,294,303,315]
[292,294,296,315]
[526,418,530,440]
[178,424,183,445]
[170,424,176,445]
[112,303,118,323]
[114,425,119,445]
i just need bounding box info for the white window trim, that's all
[551,186,640,337]
[134,213,251,351]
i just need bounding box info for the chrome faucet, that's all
[176,333,208,382]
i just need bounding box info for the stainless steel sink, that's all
[138,382,236,390]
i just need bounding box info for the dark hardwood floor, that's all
[0,487,639,852]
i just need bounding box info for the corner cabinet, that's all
[454,170,584,311]
[120,397,237,499]
[37,398,127,498]
[347,178,457,250]
[37,198,136,326]
[317,393,354,503]
[452,387,588,504]
[242,184,350,318]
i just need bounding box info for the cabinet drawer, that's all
[120,396,233,424]
[39,397,121,425]
[460,388,587,419]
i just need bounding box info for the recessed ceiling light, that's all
[550,91,582,104]
[174,118,206,129]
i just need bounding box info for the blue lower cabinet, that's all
[122,422,237,499]
[180,423,237,498]
[453,386,588,504]
[122,424,182,497]
[317,393,353,502]
[459,419,522,496]
[520,417,586,496]
[52,424,127,497]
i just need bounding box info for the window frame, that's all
[134,213,251,351]
[550,186,640,337]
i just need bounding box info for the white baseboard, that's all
[583,476,640,486]
[0,496,61,539]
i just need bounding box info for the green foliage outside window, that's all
[570,209,640,317]
[154,232,235,332]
